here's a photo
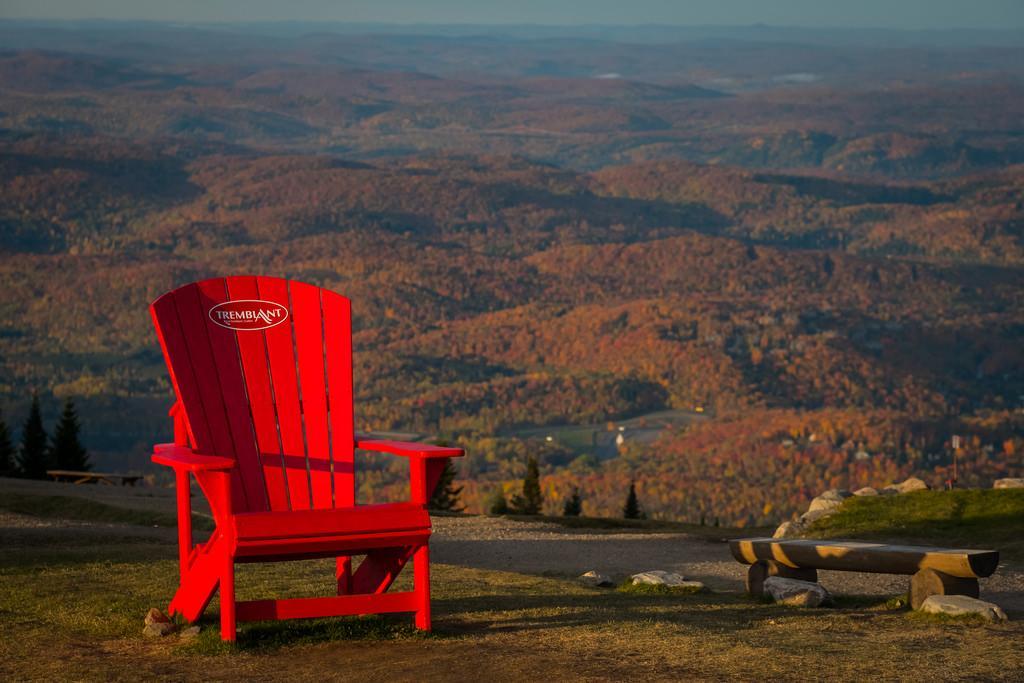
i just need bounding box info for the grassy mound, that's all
[806,489,1024,560]
[0,493,214,531]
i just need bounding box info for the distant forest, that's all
[1,22,1022,525]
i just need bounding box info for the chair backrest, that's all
[151,276,354,513]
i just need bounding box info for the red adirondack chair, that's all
[149,276,463,641]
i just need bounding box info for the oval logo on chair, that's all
[208,300,289,331]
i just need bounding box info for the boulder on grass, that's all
[798,508,835,526]
[894,477,929,494]
[994,478,1024,489]
[772,520,802,538]
[853,487,878,496]
[143,607,176,637]
[579,570,615,588]
[763,577,832,607]
[920,595,1008,623]
[807,489,852,513]
[144,608,171,626]
[630,570,688,587]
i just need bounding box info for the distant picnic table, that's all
[46,470,143,486]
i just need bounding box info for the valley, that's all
[1,21,1022,526]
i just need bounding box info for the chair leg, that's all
[336,556,352,595]
[220,551,236,642]
[413,544,431,631]
[168,535,225,623]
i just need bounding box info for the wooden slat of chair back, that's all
[150,276,355,513]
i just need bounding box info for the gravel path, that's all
[430,515,1024,616]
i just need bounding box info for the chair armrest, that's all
[355,435,464,459]
[356,436,463,505]
[152,444,235,472]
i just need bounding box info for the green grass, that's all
[805,489,1024,561]
[831,594,909,611]
[0,492,215,531]
[617,582,706,596]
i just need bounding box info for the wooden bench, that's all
[730,537,1000,609]
[47,470,143,486]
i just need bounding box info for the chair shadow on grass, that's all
[187,587,907,652]
[183,610,428,653]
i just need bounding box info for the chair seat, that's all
[233,502,431,560]
[236,502,430,541]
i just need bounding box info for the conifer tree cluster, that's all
[623,480,644,520]
[562,487,583,517]
[51,398,91,471]
[428,459,464,512]
[2,395,91,479]
[17,395,48,479]
[485,488,509,515]
[0,407,14,477]
[510,455,543,515]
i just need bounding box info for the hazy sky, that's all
[2,0,1023,30]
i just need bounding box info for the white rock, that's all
[853,487,878,496]
[807,489,852,513]
[579,570,615,587]
[631,570,688,587]
[675,580,706,592]
[894,477,929,493]
[798,508,835,526]
[806,498,840,514]
[920,595,1009,623]
[773,520,802,538]
[763,577,832,607]
[994,478,1024,489]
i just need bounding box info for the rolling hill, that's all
[1,23,1022,525]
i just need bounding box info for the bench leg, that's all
[910,569,979,610]
[746,560,818,597]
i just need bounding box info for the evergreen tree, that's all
[49,398,90,472]
[17,395,49,479]
[510,455,543,515]
[623,480,642,519]
[428,459,464,512]
[0,408,15,476]
[485,488,509,515]
[562,487,582,517]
